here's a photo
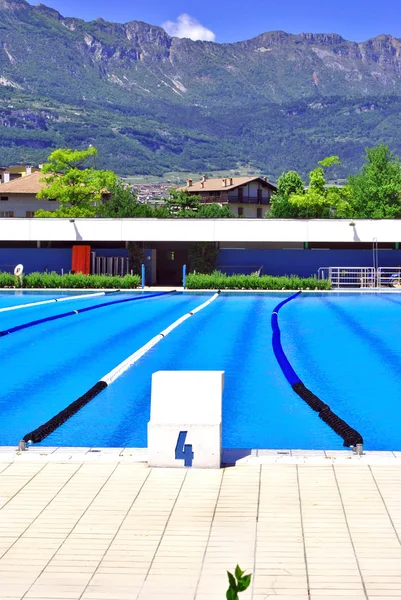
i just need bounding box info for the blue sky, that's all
[29,0,401,43]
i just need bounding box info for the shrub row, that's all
[0,272,15,287]
[0,271,141,289]
[186,271,332,290]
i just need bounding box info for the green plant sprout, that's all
[226,565,252,600]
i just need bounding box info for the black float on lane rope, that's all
[271,291,363,448]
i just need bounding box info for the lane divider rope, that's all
[0,291,175,338]
[271,291,363,447]
[22,291,221,444]
[0,290,120,313]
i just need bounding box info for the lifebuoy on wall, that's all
[14,264,24,277]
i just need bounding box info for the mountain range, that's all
[1,0,401,179]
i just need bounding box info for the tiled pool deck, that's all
[1,450,401,600]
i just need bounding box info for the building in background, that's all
[179,176,277,218]
[133,183,170,204]
[0,218,399,286]
[0,171,57,217]
[0,165,42,184]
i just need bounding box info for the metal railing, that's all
[319,266,401,288]
[377,267,401,288]
[235,197,270,205]
[198,196,270,205]
[318,267,376,288]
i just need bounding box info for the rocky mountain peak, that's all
[124,20,171,45]
[1,6,401,178]
[35,3,61,19]
[298,32,347,45]
[0,0,30,11]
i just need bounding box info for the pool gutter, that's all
[0,446,399,466]
[2,286,401,293]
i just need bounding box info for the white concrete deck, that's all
[1,452,401,599]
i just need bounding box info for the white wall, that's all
[227,181,271,200]
[228,203,266,218]
[0,195,59,217]
[0,218,400,243]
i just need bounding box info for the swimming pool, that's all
[0,290,400,450]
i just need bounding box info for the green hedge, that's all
[0,272,15,287]
[0,271,141,289]
[186,271,331,290]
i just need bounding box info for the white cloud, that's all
[162,13,216,42]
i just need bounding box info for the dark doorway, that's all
[157,248,188,285]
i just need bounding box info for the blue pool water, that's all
[0,291,400,450]
[0,290,98,307]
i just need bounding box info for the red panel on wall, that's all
[71,245,91,274]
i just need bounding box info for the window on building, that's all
[0,196,8,202]
[48,198,56,201]
[257,188,262,203]
[257,208,263,218]
[26,211,35,218]
[237,187,243,202]
[238,207,244,217]
[0,211,14,217]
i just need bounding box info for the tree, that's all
[282,156,354,218]
[190,204,235,218]
[268,171,305,218]
[318,155,341,169]
[35,147,117,217]
[288,186,332,218]
[127,241,144,275]
[276,170,305,198]
[158,189,235,218]
[287,162,332,218]
[162,189,202,215]
[189,242,219,273]
[347,144,401,218]
[327,187,354,217]
[97,180,148,217]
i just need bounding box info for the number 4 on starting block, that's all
[175,431,194,467]
[148,371,223,468]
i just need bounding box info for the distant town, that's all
[132,182,171,203]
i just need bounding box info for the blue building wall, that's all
[93,249,129,258]
[0,248,130,274]
[2,246,401,278]
[0,249,72,274]
[0,248,153,279]
[217,249,401,277]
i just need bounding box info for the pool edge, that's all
[0,446,399,466]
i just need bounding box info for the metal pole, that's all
[182,264,187,289]
[141,263,145,289]
[354,443,363,456]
